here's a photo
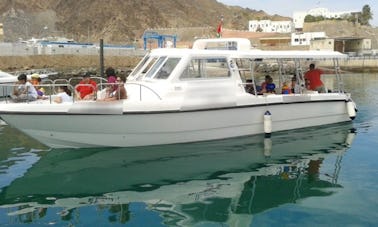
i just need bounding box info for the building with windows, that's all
[249,20,293,33]
[291,32,327,46]
[310,37,372,54]
[293,8,357,30]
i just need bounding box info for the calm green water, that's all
[0,74,377,226]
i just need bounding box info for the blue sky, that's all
[218,0,378,27]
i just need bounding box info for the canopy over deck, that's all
[232,50,348,59]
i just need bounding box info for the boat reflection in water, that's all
[0,123,356,226]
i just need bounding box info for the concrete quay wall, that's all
[320,57,378,72]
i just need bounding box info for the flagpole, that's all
[217,15,224,38]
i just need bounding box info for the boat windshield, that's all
[145,57,167,79]
[129,54,150,79]
[135,56,181,80]
[132,56,159,80]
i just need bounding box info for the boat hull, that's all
[0,99,351,148]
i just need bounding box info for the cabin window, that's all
[145,57,167,78]
[154,58,181,79]
[131,56,159,80]
[129,54,150,78]
[180,57,230,80]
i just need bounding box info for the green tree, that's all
[304,15,316,22]
[304,15,325,23]
[360,4,373,25]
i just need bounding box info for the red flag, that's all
[216,21,222,37]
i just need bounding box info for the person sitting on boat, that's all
[54,86,73,103]
[258,75,274,94]
[98,76,127,101]
[281,81,291,94]
[304,63,326,93]
[265,78,276,93]
[11,74,38,102]
[105,67,118,97]
[30,73,45,97]
[75,73,97,100]
[260,76,275,94]
[245,79,255,94]
[259,75,270,91]
[305,78,311,90]
[291,75,299,93]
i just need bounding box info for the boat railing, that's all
[45,83,76,103]
[95,82,126,100]
[1,80,162,103]
[0,83,76,103]
[0,83,13,99]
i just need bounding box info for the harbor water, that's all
[0,73,377,226]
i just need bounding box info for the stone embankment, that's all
[0,55,141,77]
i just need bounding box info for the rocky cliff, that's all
[0,0,289,43]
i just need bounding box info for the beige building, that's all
[310,37,372,55]
[310,38,335,51]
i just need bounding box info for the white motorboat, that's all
[0,38,357,148]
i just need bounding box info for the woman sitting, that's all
[30,73,45,97]
[98,76,127,101]
[54,86,72,103]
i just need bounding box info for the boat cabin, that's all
[126,38,347,101]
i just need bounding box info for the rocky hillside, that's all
[0,0,289,43]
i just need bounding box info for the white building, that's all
[293,7,356,30]
[291,32,327,46]
[249,20,293,33]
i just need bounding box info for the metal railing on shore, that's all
[0,42,147,57]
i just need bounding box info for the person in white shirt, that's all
[11,74,38,102]
[54,86,73,103]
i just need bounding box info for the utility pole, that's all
[100,39,104,77]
